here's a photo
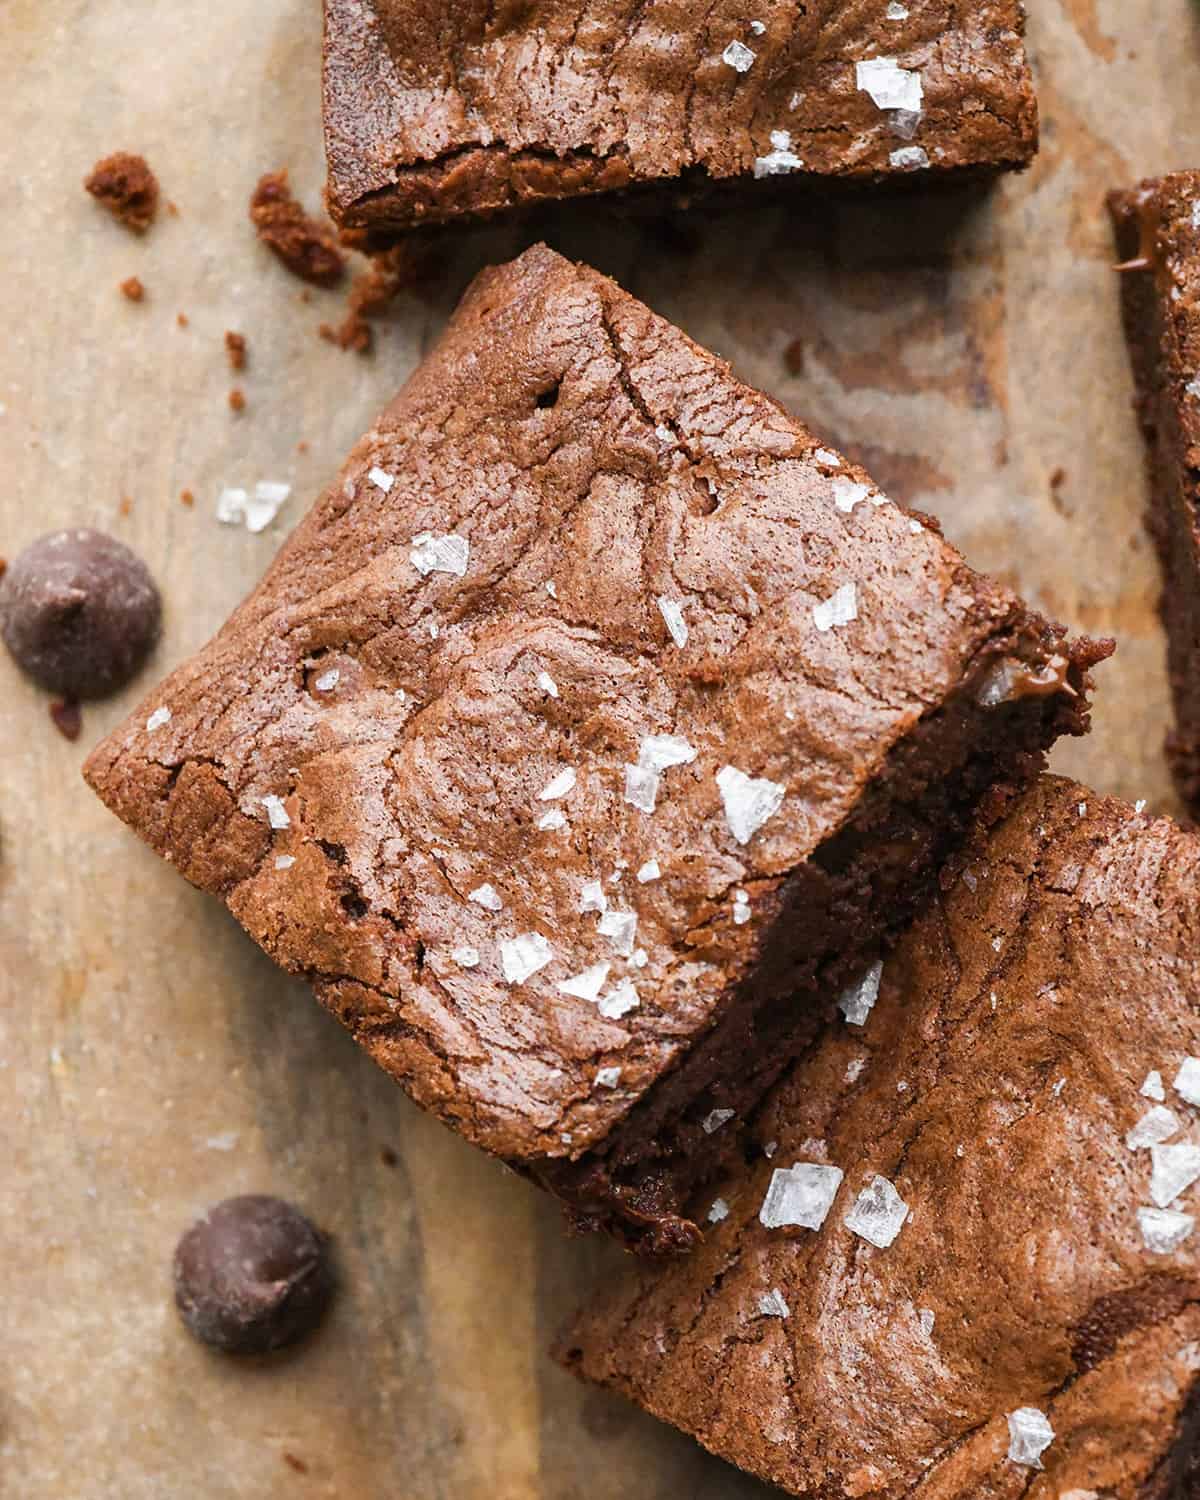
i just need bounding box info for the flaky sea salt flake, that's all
[1174,1057,1200,1106]
[367,465,394,492]
[1127,1105,1181,1150]
[579,880,607,914]
[723,39,756,71]
[1150,1141,1200,1207]
[537,671,559,698]
[598,908,638,957]
[638,734,697,773]
[500,932,554,985]
[275,854,295,870]
[844,1174,909,1248]
[813,582,858,632]
[733,889,752,925]
[656,596,689,648]
[760,1161,844,1230]
[1139,1205,1196,1253]
[469,882,503,911]
[557,962,611,1002]
[856,56,923,113]
[538,766,577,801]
[537,808,567,831]
[244,481,291,533]
[624,764,660,814]
[838,960,883,1027]
[890,146,929,170]
[703,1108,736,1134]
[216,487,248,525]
[1142,1070,1166,1101]
[595,1066,622,1089]
[832,477,871,512]
[410,531,470,578]
[636,859,661,884]
[598,978,639,1019]
[314,668,340,692]
[452,946,480,968]
[260,794,290,830]
[708,1197,729,1223]
[1006,1407,1054,1469]
[758,1289,790,1318]
[146,706,171,731]
[716,764,785,845]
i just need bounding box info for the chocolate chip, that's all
[0,529,161,699]
[173,1195,333,1355]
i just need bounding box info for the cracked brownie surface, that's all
[323,0,1038,235]
[83,246,1098,1248]
[1110,175,1200,820]
[560,777,1200,1498]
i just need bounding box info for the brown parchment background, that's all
[3,1,1199,1495]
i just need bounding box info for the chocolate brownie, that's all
[1110,175,1200,816]
[323,0,1038,237]
[561,777,1200,1496]
[83,246,1102,1251]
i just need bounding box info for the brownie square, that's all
[84,246,1100,1250]
[1110,175,1200,817]
[323,0,1039,237]
[561,777,1200,1496]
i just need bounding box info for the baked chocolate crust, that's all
[1110,176,1200,817]
[323,0,1039,236]
[83,246,1097,1247]
[561,778,1200,1495]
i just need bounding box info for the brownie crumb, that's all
[783,338,805,376]
[1050,466,1067,488]
[224,330,247,371]
[84,152,159,233]
[282,1454,309,1474]
[180,489,195,508]
[296,441,309,455]
[379,1145,398,1167]
[120,276,145,303]
[166,200,179,217]
[176,312,189,328]
[319,240,444,355]
[250,171,345,288]
[49,699,82,741]
[228,387,246,414]
[118,496,133,517]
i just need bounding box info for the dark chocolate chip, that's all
[173,1195,333,1355]
[0,529,161,699]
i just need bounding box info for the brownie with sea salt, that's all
[323,0,1038,238]
[1110,174,1200,817]
[561,777,1200,1497]
[83,245,1102,1251]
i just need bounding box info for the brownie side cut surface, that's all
[1110,175,1200,817]
[83,246,1099,1250]
[323,0,1038,236]
[561,778,1200,1496]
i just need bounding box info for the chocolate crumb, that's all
[224,330,247,371]
[118,496,133,517]
[180,489,195,508]
[177,312,189,328]
[319,241,444,355]
[228,387,246,414]
[173,1194,334,1355]
[250,171,346,288]
[1050,466,1067,488]
[783,338,805,376]
[379,1145,398,1167]
[49,699,82,741]
[84,152,159,233]
[283,1453,309,1474]
[120,276,145,303]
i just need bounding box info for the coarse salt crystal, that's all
[844,1174,909,1247]
[546,580,557,597]
[146,706,171,731]
[275,855,295,870]
[1150,1141,1200,1207]
[216,486,249,526]
[260,794,290,830]
[886,1,909,16]
[760,1161,844,1230]
[1142,1070,1166,1101]
[624,764,661,814]
[723,39,756,71]
[410,531,470,578]
[469,883,504,911]
[754,132,804,178]
[579,880,607,914]
[1174,1057,1200,1106]
[1139,1205,1196,1253]
[595,1066,622,1088]
[838,961,883,1027]
[1006,1408,1054,1469]
[557,962,612,1002]
[813,582,858,632]
[655,423,674,442]
[500,932,554,984]
[758,1289,790,1318]
[656,596,689,648]
[703,1108,736,1134]
[890,145,929,170]
[452,946,480,968]
[855,56,923,113]
[732,889,752,925]
[749,18,766,33]
[631,948,648,968]
[846,1056,868,1083]
[244,481,291,534]
[813,447,841,467]
[537,671,559,698]
[638,734,698,773]
[708,1197,730,1223]
[1127,1105,1180,1150]
[538,766,577,801]
[367,466,394,492]
[598,978,639,1019]
[314,668,340,692]
[716,764,785,845]
[537,808,567,831]
[832,477,871,512]
[1135,799,1148,814]
[598,908,638,957]
[636,859,661,883]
